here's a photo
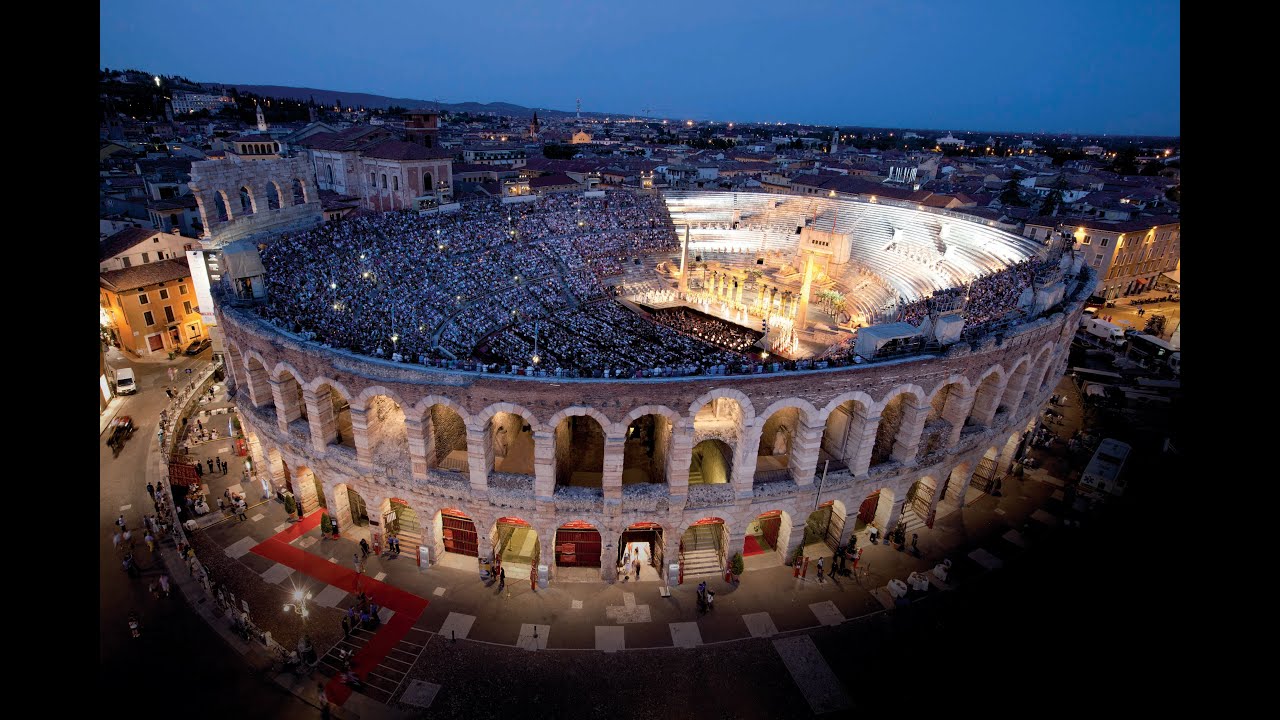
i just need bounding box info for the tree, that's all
[1039,173,1069,216]
[1111,147,1139,175]
[1000,169,1027,207]
[320,513,333,536]
[1144,314,1167,337]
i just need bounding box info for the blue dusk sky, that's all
[100,0,1179,136]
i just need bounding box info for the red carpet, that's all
[742,533,765,556]
[251,510,428,706]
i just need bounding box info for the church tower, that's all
[256,102,268,132]
[529,111,540,139]
[830,129,839,155]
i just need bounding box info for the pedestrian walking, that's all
[498,566,506,592]
[145,532,156,553]
[158,574,171,597]
[146,482,156,499]
[112,531,122,552]
[194,462,203,478]
[215,456,224,474]
[911,533,919,556]
[197,419,204,433]
[817,557,824,583]
[206,459,214,473]
[237,500,248,522]
[218,497,226,513]
[634,558,641,580]
[354,553,362,574]
[359,539,370,558]
[123,528,135,550]
[116,514,127,531]
[341,615,350,638]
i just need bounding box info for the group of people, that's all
[257,191,677,365]
[897,257,1062,329]
[649,307,761,353]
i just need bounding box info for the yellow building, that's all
[100,257,206,357]
[571,130,593,144]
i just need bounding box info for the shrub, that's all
[283,494,296,515]
[320,513,332,536]
[730,552,745,576]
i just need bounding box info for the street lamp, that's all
[283,587,313,621]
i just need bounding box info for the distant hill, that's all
[216,83,640,120]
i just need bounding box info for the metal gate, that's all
[821,501,845,551]
[441,512,478,557]
[758,511,781,551]
[555,526,601,567]
[970,455,998,493]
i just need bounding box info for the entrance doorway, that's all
[382,498,421,553]
[169,326,181,347]
[680,518,726,579]
[744,510,782,556]
[493,517,538,581]
[619,522,664,582]
[554,521,601,568]
[805,500,846,553]
[970,449,999,494]
[147,333,164,352]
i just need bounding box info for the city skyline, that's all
[100,0,1180,137]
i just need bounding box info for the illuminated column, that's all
[678,226,690,293]
[304,386,336,453]
[666,428,693,500]
[269,378,302,434]
[350,407,372,466]
[941,387,976,448]
[731,430,759,498]
[602,435,625,504]
[796,254,815,329]
[405,416,429,482]
[295,467,320,514]
[891,399,931,465]
[846,407,881,477]
[533,430,555,501]
[466,425,492,493]
[971,376,1008,428]
[1000,365,1032,419]
[788,416,824,486]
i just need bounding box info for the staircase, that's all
[388,510,424,553]
[897,507,928,536]
[681,525,722,578]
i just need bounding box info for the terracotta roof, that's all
[360,140,453,161]
[100,257,192,292]
[100,227,161,262]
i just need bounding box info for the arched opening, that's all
[315,383,354,449]
[969,446,1002,495]
[688,439,732,485]
[554,415,605,488]
[801,501,847,564]
[427,405,468,472]
[820,398,871,474]
[681,517,727,578]
[266,181,282,210]
[380,497,421,554]
[423,171,433,193]
[971,371,1004,426]
[622,414,672,485]
[857,489,896,532]
[618,522,665,581]
[1002,358,1031,414]
[292,178,307,204]
[1023,350,1052,410]
[327,165,334,185]
[331,483,369,535]
[871,394,909,467]
[273,369,308,436]
[239,186,255,215]
[213,191,230,222]
[903,476,939,532]
[492,516,538,580]
[938,463,970,512]
[921,382,966,457]
[554,521,601,579]
[365,395,407,467]
[755,407,799,484]
[743,510,791,569]
[491,411,534,475]
[436,508,479,567]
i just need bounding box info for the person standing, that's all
[215,456,223,475]
[236,499,248,522]
[816,556,824,583]
[633,557,641,581]
[359,538,370,559]
[341,615,350,638]
[146,482,156,500]
[116,515,127,531]
[145,532,156,553]
[112,531,122,553]
[194,462,203,479]
[206,458,214,473]
[158,574,171,597]
[354,553,363,574]
[498,566,506,592]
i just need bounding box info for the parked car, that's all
[184,338,212,355]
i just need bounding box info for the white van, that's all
[113,366,137,395]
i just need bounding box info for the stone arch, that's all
[819,392,875,475]
[473,402,542,433]
[800,500,847,558]
[213,190,231,222]
[743,508,793,566]
[969,364,1006,427]
[421,401,469,472]
[436,507,480,560]
[292,465,326,514]
[239,186,256,215]
[687,388,755,428]
[423,171,433,193]
[1024,345,1055,409]
[310,380,355,449]
[266,181,283,210]
[380,496,425,553]
[486,407,537,476]
[622,409,677,485]
[546,406,613,435]
[679,516,729,577]
[753,401,815,484]
[968,445,1003,494]
[904,475,940,527]
[269,363,309,434]
[1001,355,1033,415]
[361,392,408,468]
[331,482,370,534]
[243,352,271,409]
[869,387,924,467]
[353,385,410,413]
[920,376,973,458]
[554,413,606,488]
[292,177,307,204]
[688,438,732,485]
[411,395,472,427]
[491,516,539,579]
[938,461,971,510]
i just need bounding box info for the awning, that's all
[1160,268,1180,286]
[1134,277,1148,286]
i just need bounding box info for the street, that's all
[99,348,317,718]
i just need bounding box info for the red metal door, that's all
[555,528,601,567]
[441,513,478,557]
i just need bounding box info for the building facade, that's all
[100,258,206,356]
[1068,217,1180,299]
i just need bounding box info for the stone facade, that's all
[223,292,1081,585]
[188,156,323,248]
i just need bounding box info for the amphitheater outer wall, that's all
[223,300,1080,582]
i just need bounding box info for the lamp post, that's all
[283,588,312,623]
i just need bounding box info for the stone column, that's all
[847,408,881,477]
[244,365,272,409]
[725,527,746,571]
[666,428,693,500]
[267,450,287,494]
[887,496,908,531]
[533,431,556,501]
[466,426,492,493]
[941,387,976,448]
[1001,368,1031,419]
[269,378,302,434]
[246,434,266,482]
[970,376,1008,428]
[788,417,823,486]
[405,416,429,482]
[731,436,759,499]
[305,386,336,453]
[295,468,320,514]
[602,436,625,505]
[601,529,618,583]
[891,399,931,465]
[350,407,372,466]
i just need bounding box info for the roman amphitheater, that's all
[218,189,1090,585]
